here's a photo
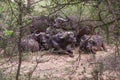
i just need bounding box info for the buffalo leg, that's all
[66,48,74,57]
[102,43,107,51]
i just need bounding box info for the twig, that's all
[27,58,40,80]
[7,0,18,20]
[30,0,44,5]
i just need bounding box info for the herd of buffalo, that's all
[20,15,107,57]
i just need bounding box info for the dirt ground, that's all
[0,45,120,80]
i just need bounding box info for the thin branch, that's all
[94,17,120,30]
[27,59,39,80]
[7,0,18,20]
[54,1,81,6]
[30,0,44,5]
[49,5,66,16]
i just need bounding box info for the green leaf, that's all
[3,29,13,37]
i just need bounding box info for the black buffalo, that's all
[79,35,107,54]
[53,17,76,30]
[20,38,39,52]
[54,17,68,28]
[35,32,50,50]
[50,31,76,57]
[30,15,55,33]
[76,26,91,46]
[20,33,40,52]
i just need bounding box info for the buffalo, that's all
[35,32,50,50]
[20,33,40,52]
[79,35,107,54]
[50,31,76,57]
[54,17,68,28]
[53,17,77,30]
[30,15,55,33]
[20,38,39,52]
[76,26,91,46]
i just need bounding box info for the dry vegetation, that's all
[0,45,120,80]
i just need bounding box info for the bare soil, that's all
[0,45,120,80]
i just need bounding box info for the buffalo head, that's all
[35,32,50,50]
